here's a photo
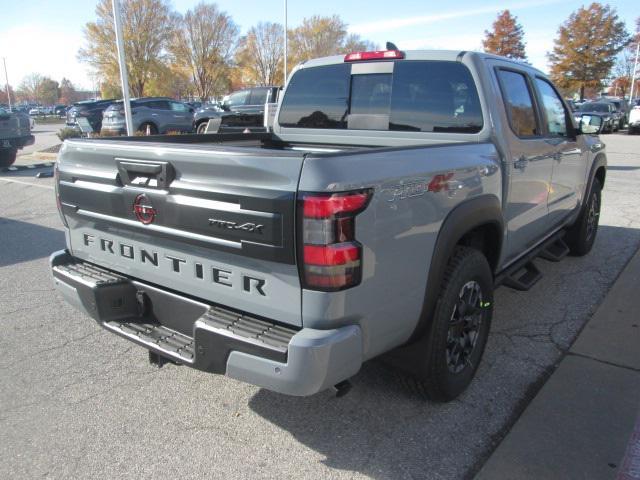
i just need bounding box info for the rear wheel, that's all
[0,148,17,168]
[566,177,601,256]
[138,122,158,135]
[403,247,493,402]
[196,121,208,134]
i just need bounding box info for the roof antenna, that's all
[386,42,399,51]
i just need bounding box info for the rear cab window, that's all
[278,61,483,133]
[495,69,540,137]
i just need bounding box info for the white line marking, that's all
[0,178,54,190]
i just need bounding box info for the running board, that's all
[539,237,570,262]
[502,261,542,291]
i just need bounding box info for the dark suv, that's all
[101,97,195,136]
[66,99,115,132]
[194,86,279,133]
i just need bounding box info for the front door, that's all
[532,77,587,227]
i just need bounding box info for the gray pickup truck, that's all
[0,107,34,168]
[50,50,606,401]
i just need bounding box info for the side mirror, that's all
[578,114,603,135]
[188,107,194,113]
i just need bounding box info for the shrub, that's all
[57,127,82,141]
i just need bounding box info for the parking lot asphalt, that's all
[1,133,640,479]
[17,120,63,158]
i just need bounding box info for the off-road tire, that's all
[0,148,17,168]
[566,177,601,256]
[402,246,494,402]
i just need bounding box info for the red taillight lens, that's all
[303,192,370,218]
[304,244,360,266]
[344,50,404,62]
[299,190,371,291]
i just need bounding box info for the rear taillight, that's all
[298,190,372,291]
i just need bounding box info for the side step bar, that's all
[496,231,568,292]
[502,261,542,291]
[539,237,570,262]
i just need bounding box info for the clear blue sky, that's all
[0,0,637,90]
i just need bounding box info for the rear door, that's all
[57,141,305,326]
[169,101,193,132]
[491,65,555,262]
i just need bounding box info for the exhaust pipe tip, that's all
[332,380,352,398]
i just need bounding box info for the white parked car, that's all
[628,104,640,135]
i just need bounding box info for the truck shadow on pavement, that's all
[248,223,640,480]
[0,218,64,267]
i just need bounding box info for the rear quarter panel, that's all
[299,142,502,359]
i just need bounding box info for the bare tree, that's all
[169,2,239,101]
[236,22,283,86]
[17,73,45,103]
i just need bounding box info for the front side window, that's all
[225,90,250,108]
[497,70,539,137]
[535,78,569,137]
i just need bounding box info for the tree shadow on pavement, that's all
[0,218,64,267]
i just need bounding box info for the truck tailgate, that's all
[56,139,304,326]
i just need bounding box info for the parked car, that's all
[193,86,279,134]
[628,104,640,134]
[54,105,68,117]
[0,106,34,167]
[100,97,195,136]
[600,97,628,129]
[51,49,605,402]
[577,102,616,132]
[67,99,115,133]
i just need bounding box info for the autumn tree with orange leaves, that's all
[483,10,527,61]
[548,3,628,101]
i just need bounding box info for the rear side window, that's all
[278,61,482,133]
[249,88,269,105]
[170,101,188,112]
[534,78,569,137]
[278,64,350,129]
[497,70,539,137]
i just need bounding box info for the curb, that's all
[1,162,55,173]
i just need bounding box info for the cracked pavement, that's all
[1,133,640,479]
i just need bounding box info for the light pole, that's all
[2,57,11,111]
[112,0,133,135]
[283,0,288,85]
[630,41,639,102]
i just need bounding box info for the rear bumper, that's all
[50,250,362,396]
[2,134,35,149]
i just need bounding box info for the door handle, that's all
[513,156,528,170]
[553,152,561,162]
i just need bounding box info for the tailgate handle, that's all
[116,159,174,189]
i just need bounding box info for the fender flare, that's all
[409,194,504,343]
